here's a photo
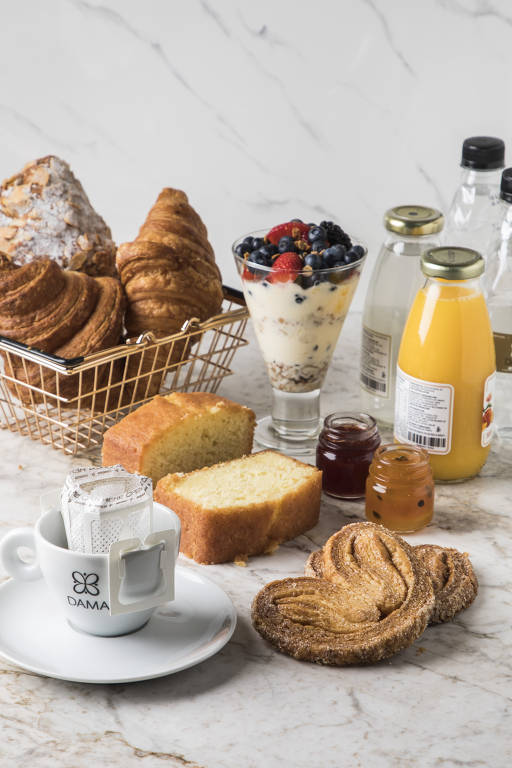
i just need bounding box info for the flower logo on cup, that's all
[72,571,100,596]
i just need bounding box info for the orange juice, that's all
[395,247,496,482]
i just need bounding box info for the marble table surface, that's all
[0,312,511,768]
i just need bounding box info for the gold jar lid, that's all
[384,205,444,236]
[421,247,484,279]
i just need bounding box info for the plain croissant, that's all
[116,188,223,338]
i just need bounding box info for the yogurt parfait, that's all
[233,219,366,453]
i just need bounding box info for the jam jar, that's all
[365,443,434,533]
[316,413,381,499]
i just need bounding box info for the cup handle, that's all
[0,528,41,581]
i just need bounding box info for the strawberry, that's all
[242,266,258,281]
[266,220,309,246]
[270,252,303,283]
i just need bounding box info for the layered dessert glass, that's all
[233,224,366,454]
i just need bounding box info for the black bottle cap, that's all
[500,168,512,203]
[461,136,505,170]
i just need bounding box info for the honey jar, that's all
[316,412,381,499]
[365,443,434,532]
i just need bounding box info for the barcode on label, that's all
[360,374,387,393]
[407,431,446,449]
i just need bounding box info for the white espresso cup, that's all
[0,499,181,637]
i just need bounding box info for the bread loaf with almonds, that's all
[0,156,116,277]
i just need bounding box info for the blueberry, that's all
[345,248,360,263]
[249,251,271,267]
[294,294,306,304]
[304,252,322,270]
[308,225,326,244]
[351,244,365,259]
[260,244,277,259]
[242,236,254,250]
[251,237,265,251]
[322,247,336,267]
[311,239,327,252]
[330,244,346,260]
[290,218,303,223]
[278,236,296,254]
[235,243,247,257]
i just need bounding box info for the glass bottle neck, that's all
[459,167,502,187]
[423,275,483,296]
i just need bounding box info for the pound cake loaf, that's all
[155,450,322,564]
[102,392,255,485]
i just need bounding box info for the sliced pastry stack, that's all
[0,257,124,402]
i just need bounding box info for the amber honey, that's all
[365,443,434,533]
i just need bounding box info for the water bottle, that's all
[443,136,505,261]
[487,168,512,442]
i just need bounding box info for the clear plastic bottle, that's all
[486,168,512,442]
[360,205,444,426]
[443,136,505,261]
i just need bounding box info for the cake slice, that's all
[155,450,322,564]
[102,392,255,485]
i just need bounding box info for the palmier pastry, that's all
[307,541,478,625]
[252,522,434,665]
[414,544,478,624]
[0,155,116,276]
[116,188,223,338]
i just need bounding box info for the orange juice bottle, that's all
[395,247,496,482]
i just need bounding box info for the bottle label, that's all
[360,326,391,398]
[394,367,454,454]
[481,371,496,447]
[493,332,512,373]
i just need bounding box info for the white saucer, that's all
[0,565,236,684]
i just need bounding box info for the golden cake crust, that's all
[102,392,256,484]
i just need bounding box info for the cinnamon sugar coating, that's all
[414,544,478,624]
[252,522,435,665]
[306,540,478,626]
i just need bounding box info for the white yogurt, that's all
[243,274,358,392]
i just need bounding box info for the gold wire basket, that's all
[0,286,248,456]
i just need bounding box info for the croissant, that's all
[116,188,223,338]
[0,257,124,403]
[252,522,435,665]
[0,156,116,277]
[306,540,478,625]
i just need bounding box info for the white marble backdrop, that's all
[1,0,512,306]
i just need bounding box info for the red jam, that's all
[316,412,381,499]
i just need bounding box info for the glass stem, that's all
[271,388,321,441]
